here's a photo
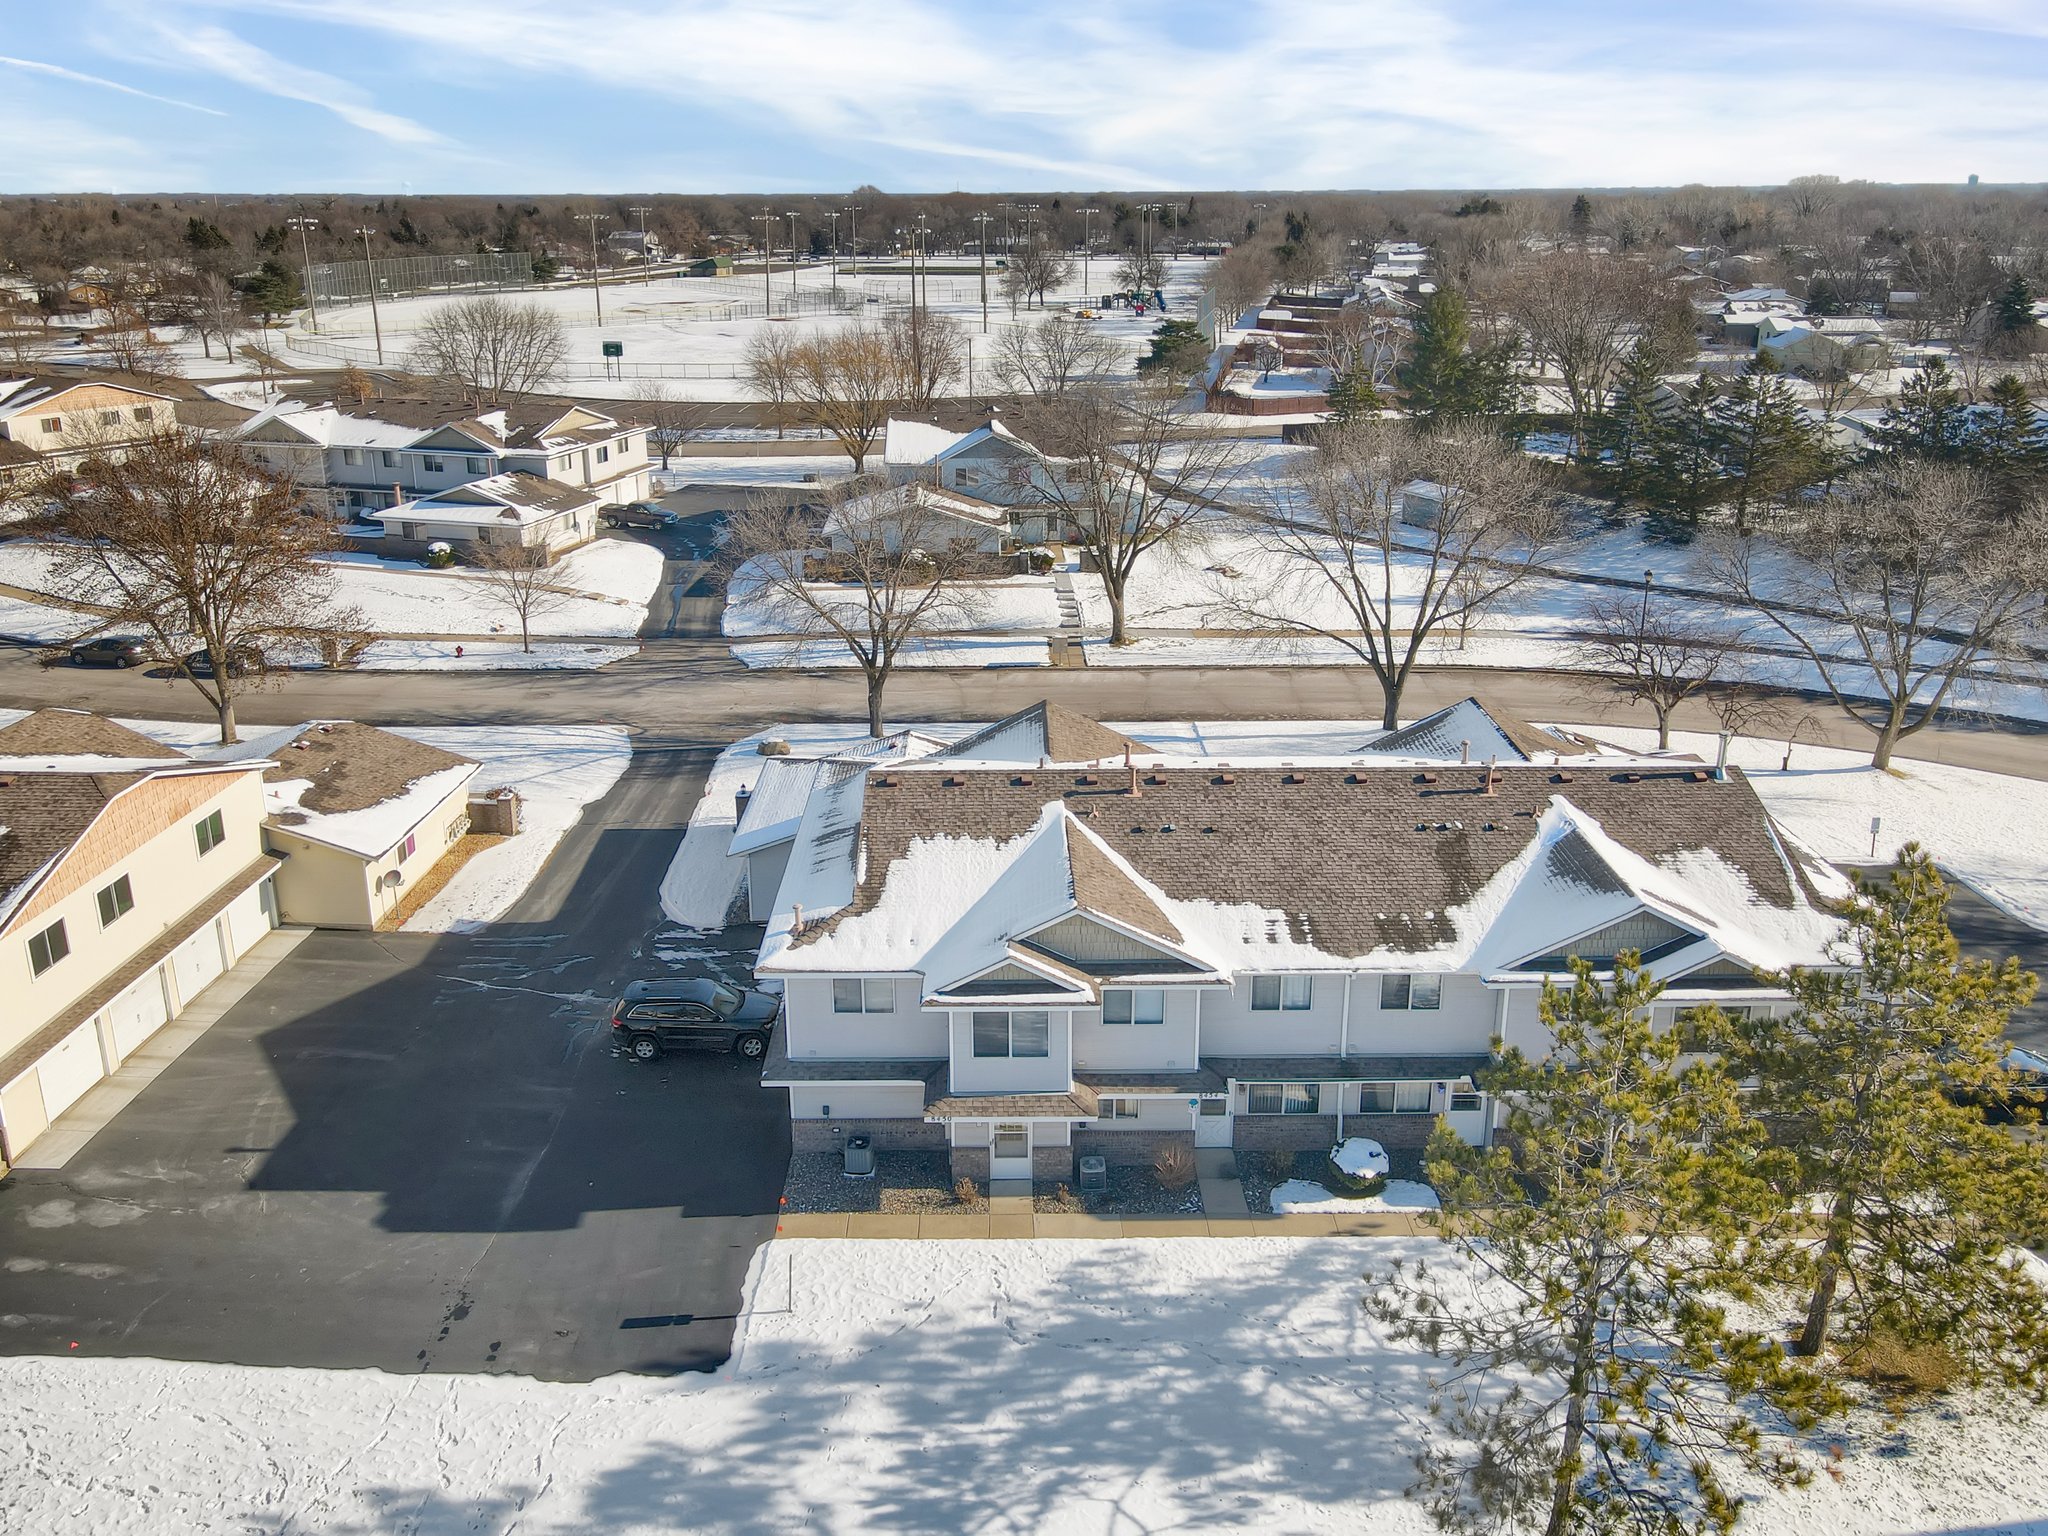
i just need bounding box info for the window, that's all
[400,522,417,540]
[465,457,486,474]
[1064,465,1085,483]
[422,456,446,473]
[1395,1081,1433,1113]
[399,833,417,860]
[1250,975,1312,1011]
[342,448,363,466]
[1102,988,1164,1026]
[475,528,491,545]
[195,809,225,856]
[833,978,893,1013]
[96,874,134,928]
[971,1009,1050,1058]
[1449,1084,1484,1113]
[381,451,396,468]
[99,409,122,427]
[132,405,153,423]
[1359,1081,1395,1113]
[596,445,610,464]
[556,456,571,473]
[1380,973,1440,1010]
[953,466,980,487]
[40,416,62,434]
[1098,1097,1140,1120]
[1246,1082,1321,1115]
[27,919,69,976]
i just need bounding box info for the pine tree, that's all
[1581,343,1664,507]
[1399,286,1525,431]
[1369,956,1838,1536]
[1710,355,1830,534]
[1708,847,2048,1380]
[1569,194,1594,237]
[1639,371,1722,541]
[236,259,301,325]
[1871,357,1969,461]
[1325,366,1386,425]
[1972,374,2047,505]
[1991,272,2036,348]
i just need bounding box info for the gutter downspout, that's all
[1338,973,1354,1140]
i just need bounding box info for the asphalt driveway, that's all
[0,737,789,1382]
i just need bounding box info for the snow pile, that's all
[1269,1179,1442,1214]
[6,1237,2043,1535]
[1331,1137,1391,1180]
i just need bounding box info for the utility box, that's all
[1078,1155,1107,1193]
[843,1134,874,1177]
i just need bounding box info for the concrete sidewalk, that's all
[774,1210,1431,1240]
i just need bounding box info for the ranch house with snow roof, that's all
[881,415,1085,544]
[750,699,1849,1185]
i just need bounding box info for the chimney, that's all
[1459,739,1470,765]
[791,903,805,935]
[1127,763,1141,797]
[1714,732,1732,782]
[735,783,752,820]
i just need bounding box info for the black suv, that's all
[69,635,148,668]
[601,501,680,531]
[181,643,266,679]
[611,979,780,1061]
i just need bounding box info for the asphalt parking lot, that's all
[0,740,790,1382]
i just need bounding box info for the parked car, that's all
[601,501,680,531]
[611,978,780,1061]
[69,635,148,668]
[181,643,266,679]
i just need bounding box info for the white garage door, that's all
[107,967,171,1062]
[37,1020,106,1123]
[171,920,226,1007]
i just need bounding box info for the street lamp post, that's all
[629,203,654,283]
[786,212,800,300]
[574,212,609,326]
[751,212,775,315]
[844,205,861,282]
[973,210,993,333]
[1077,207,1100,300]
[826,210,842,301]
[354,226,385,365]
[287,214,321,334]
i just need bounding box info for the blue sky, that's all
[3,0,2045,193]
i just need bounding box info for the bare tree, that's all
[1113,249,1168,297]
[407,295,567,406]
[1704,461,2048,767]
[1032,381,1243,645]
[27,431,359,744]
[1203,243,1275,329]
[338,362,375,406]
[742,326,801,440]
[882,307,966,410]
[639,382,713,471]
[1000,238,1074,310]
[786,321,897,472]
[989,312,1122,399]
[723,477,990,735]
[1211,417,1562,728]
[185,272,248,363]
[1570,586,1752,748]
[98,306,181,381]
[471,540,570,653]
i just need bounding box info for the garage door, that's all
[37,1020,106,1122]
[171,920,226,1008]
[107,967,171,1062]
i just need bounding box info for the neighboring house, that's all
[373,473,604,560]
[0,374,180,496]
[260,722,480,930]
[749,699,1847,1184]
[822,481,1015,557]
[606,229,666,264]
[881,415,1084,542]
[0,709,280,1168]
[234,397,651,515]
[1757,313,1888,375]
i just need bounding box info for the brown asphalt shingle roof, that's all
[948,700,1157,764]
[263,722,476,821]
[0,770,150,913]
[1066,822,1183,945]
[800,761,1802,961]
[0,709,182,761]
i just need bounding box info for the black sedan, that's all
[181,644,266,679]
[69,635,148,668]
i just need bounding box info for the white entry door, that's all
[990,1123,1032,1180]
[1193,1098,1233,1148]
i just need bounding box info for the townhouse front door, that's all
[1193,1098,1232,1148]
[990,1123,1032,1180]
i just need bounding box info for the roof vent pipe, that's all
[1127,763,1141,797]
[791,903,805,935]
[1715,731,1732,782]
[1484,755,1497,795]
[1459,739,1470,765]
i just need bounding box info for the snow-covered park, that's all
[5,1236,2044,1536]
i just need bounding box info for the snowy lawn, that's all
[724,565,1061,638]
[5,1237,2045,1536]
[0,592,88,643]
[652,455,852,488]
[352,640,637,671]
[1270,1179,1443,1214]
[730,636,1049,668]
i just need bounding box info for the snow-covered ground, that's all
[5,1237,2044,1536]
[723,565,1062,639]
[352,640,637,671]
[1270,1178,1443,1213]
[0,591,85,643]
[653,455,853,488]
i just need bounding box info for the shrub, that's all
[757,739,791,756]
[952,1176,978,1206]
[1153,1142,1197,1189]
[424,541,455,568]
[1323,1150,1389,1199]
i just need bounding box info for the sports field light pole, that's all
[574,211,609,326]
[288,213,321,334]
[750,212,776,315]
[844,205,862,283]
[973,210,993,332]
[1077,206,1100,300]
[354,226,385,365]
[629,203,655,284]
[786,212,800,301]
[826,210,842,301]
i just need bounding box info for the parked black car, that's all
[69,635,148,668]
[181,643,266,679]
[601,500,681,531]
[611,978,780,1061]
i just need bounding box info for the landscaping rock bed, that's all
[1238,1145,1429,1213]
[781,1151,986,1215]
[1036,1166,1203,1216]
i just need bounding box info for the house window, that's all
[476,528,491,545]
[423,456,445,473]
[1449,1083,1484,1113]
[40,416,61,434]
[556,457,571,473]
[1379,973,1441,1010]
[400,523,417,540]
[99,410,121,427]
[1250,975,1312,1011]
[833,978,893,1013]
[1395,1081,1433,1113]
[953,467,979,487]
[27,919,69,976]
[96,874,134,928]
[1246,1082,1321,1115]
[1064,465,1085,483]
[132,405,153,423]
[1359,1081,1395,1113]
[596,445,610,464]
[195,809,226,855]
[381,451,396,468]
[342,448,363,466]
[399,833,417,860]
[1098,1097,1140,1120]
[971,1009,1050,1058]
[465,457,486,474]
[1102,988,1165,1026]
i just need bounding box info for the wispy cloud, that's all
[0,53,228,115]
[142,19,446,145]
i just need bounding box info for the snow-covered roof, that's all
[882,418,970,467]
[0,374,178,418]
[944,701,1156,766]
[730,731,951,856]
[375,472,599,529]
[262,722,478,860]
[821,481,1010,540]
[1364,697,1593,764]
[237,399,420,449]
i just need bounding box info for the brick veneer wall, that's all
[1033,1145,1074,1182]
[791,1118,945,1154]
[950,1146,989,1183]
[1232,1113,1339,1152]
[1338,1112,1437,1149]
[1073,1128,1194,1168]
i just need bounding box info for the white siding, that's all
[1070,987,1200,1070]
[1345,972,1498,1054]
[1197,975,1346,1055]
[946,1009,1073,1094]
[786,1083,925,1119]
[780,975,946,1059]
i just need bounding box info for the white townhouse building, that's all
[750,700,1848,1184]
[234,396,650,516]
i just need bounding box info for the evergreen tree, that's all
[1370,956,1838,1536]
[1708,847,2048,1380]
[1640,371,1722,541]
[1972,374,2047,504]
[1568,193,1593,237]
[183,216,230,252]
[1136,318,1211,380]
[1581,342,1665,507]
[1871,357,1970,461]
[1709,356,1831,534]
[1399,286,1524,431]
[1325,365,1385,425]
[236,259,301,325]
[1990,272,2036,348]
